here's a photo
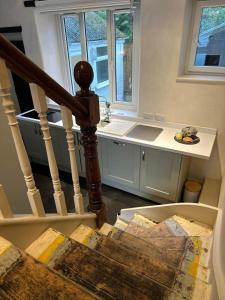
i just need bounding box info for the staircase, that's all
[0,34,224,299]
[0,213,214,299]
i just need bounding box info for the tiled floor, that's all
[32,163,156,224]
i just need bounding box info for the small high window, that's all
[189,1,225,74]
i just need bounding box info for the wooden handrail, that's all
[0,33,88,118]
[0,34,106,226]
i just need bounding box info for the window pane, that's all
[85,11,109,101]
[64,15,82,94]
[97,60,108,82]
[97,46,108,57]
[195,6,225,67]
[115,12,133,102]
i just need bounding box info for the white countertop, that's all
[17,110,216,160]
[54,117,216,160]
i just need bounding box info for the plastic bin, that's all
[183,180,202,203]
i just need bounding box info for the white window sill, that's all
[176,75,225,85]
[49,100,138,119]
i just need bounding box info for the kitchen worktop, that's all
[17,110,217,160]
[54,117,217,160]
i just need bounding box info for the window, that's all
[62,9,135,105]
[114,12,133,102]
[189,1,225,74]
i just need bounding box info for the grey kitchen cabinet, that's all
[101,138,140,189]
[19,119,82,174]
[140,147,183,201]
[51,128,82,174]
[18,116,189,203]
[19,120,48,164]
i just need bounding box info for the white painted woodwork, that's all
[0,184,13,218]
[60,105,84,214]
[140,147,181,201]
[0,213,96,250]
[101,138,140,189]
[0,58,45,217]
[30,84,67,216]
[120,202,218,228]
[199,178,221,208]
[213,201,225,300]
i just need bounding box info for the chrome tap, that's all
[103,101,111,123]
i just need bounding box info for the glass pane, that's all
[195,6,225,67]
[64,15,82,94]
[96,46,108,57]
[85,11,109,101]
[97,60,108,82]
[115,12,133,102]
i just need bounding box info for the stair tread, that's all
[126,214,212,238]
[72,225,180,287]
[99,218,211,283]
[27,228,179,300]
[72,224,210,296]
[0,236,96,299]
[117,214,213,268]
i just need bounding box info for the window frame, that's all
[188,0,225,74]
[59,8,139,108]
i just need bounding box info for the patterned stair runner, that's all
[26,228,181,300]
[0,236,96,299]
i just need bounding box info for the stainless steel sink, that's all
[21,109,62,123]
[126,125,163,141]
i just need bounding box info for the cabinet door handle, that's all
[113,141,126,146]
[142,150,145,161]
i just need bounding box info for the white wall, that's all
[0,104,31,214]
[139,0,225,180]
[0,0,40,213]
[0,0,42,65]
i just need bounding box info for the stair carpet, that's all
[0,213,212,299]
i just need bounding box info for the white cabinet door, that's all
[140,147,181,201]
[19,121,47,164]
[101,138,140,189]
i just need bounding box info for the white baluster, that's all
[30,84,67,216]
[0,184,13,218]
[61,105,85,214]
[0,58,45,217]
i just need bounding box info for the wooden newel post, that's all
[73,61,106,227]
